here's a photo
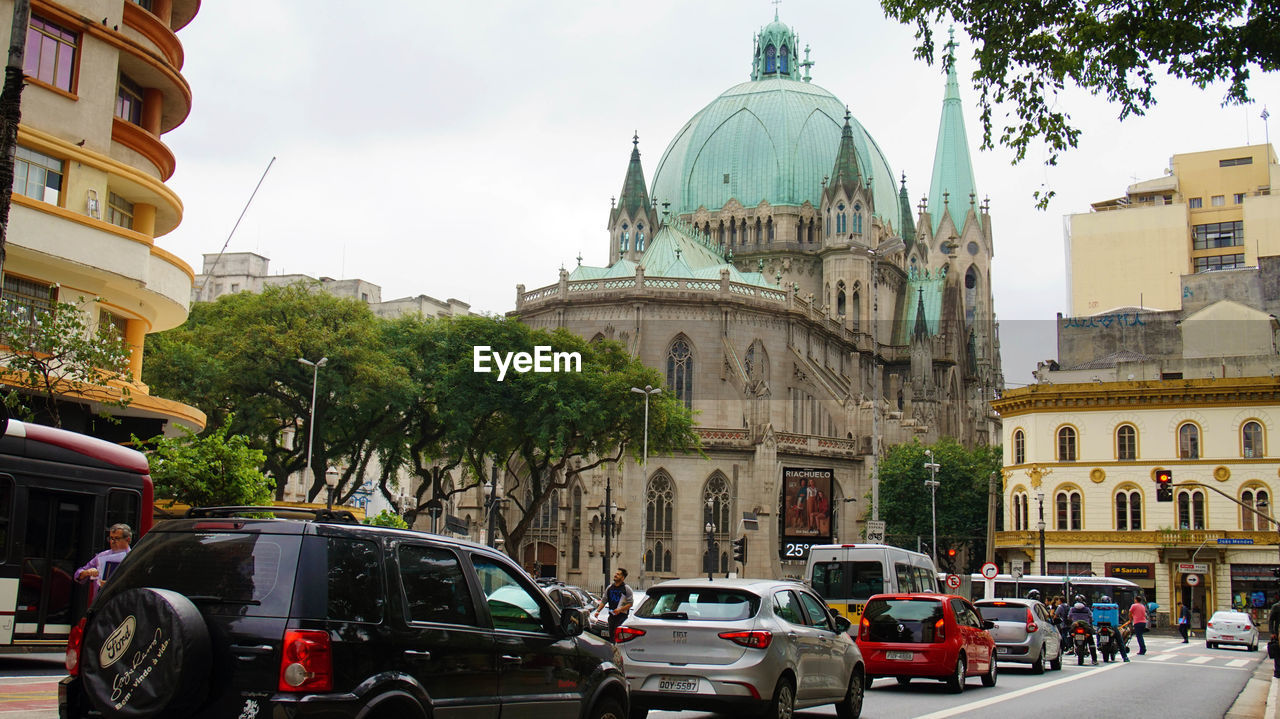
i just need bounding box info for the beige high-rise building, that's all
[1067,144,1280,316]
[0,0,203,439]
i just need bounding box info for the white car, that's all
[1206,610,1259,651]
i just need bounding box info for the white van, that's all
[805,543,939,625]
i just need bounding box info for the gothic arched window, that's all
[779,44,789,74]
[704,473,732,573]
[765,44,776,73]
[853,203,863,234]
[636,222,645,251]
[667,336,693,408]
[571,484,582,569]
[837,203,847,233]
[621,222,629,252]
[836,281,847,316]
[645,472,674,573]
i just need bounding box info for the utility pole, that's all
[986,471,998,564]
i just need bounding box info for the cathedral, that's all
[509,15,1003,585]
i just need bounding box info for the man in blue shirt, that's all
[594,568,634,642]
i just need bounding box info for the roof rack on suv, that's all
[185,506,361,523]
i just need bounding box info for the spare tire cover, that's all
[80,587,211,718]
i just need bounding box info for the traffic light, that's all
[1156,469,1173,502]
[732,536,748,564]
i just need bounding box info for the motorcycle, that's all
[1071,621,1096,665]
[1096,622,1119,662]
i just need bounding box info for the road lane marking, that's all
[1188,656,1214,664]
[1149,654,1175,661]
[910,662,1125,719]
[1228,659,1251,667]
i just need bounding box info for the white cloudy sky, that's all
[161,2,1280,386]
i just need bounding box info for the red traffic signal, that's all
[947,548,958,558]
[1155,468,1173,502]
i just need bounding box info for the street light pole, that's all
[297,356,328,497]
[631,385,661,584]
[1036,490,1047,575]
[924,449,940,567]
[486,464,501,548]
[325,466,339,510]
[602,477,615,593]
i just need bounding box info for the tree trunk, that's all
[0,0,31,280]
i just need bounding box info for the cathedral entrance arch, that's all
[523,542,557,579]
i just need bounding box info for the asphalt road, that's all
[648,636,1264,719]
[0,637,1264,719]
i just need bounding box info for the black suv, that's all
[59,507,628,719]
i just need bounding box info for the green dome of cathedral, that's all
[650,16,902,226]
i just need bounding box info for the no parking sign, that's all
[946,574,962,590]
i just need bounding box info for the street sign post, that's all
[1186,574,1201,586]
[980,562,999,599]
[865,520,886,544]
[946,574,962,590]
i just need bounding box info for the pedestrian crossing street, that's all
[1058,636,1262,671]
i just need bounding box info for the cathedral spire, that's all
[913,287,931,339]
[618,132,653,218]
[824,109,863,204]
[899,172,915,248]
[928,28,980,236]
[752,12,801,81]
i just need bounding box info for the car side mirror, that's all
[833,615,853,634]
[560,606,588,637]
[982,619,995,630]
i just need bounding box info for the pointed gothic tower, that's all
[609,134,659,264]
[921,29,1002,445]
[819,111,875,324]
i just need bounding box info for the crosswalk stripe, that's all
[1228,659,1251,667]
[1188,656,1214,664]
[1148,654,1175,661]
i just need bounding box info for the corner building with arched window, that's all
[511,14,1002,585]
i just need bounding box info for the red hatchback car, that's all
[856,593,997,693]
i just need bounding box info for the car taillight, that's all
[934,617,945,642]
[614,626,646,643]
[1207,622,1214,629]
[65,618,86,676]
[1246,625,1252,630]
[278,629,332,692]
[1026,608,1037,634]
[719,630,773,649]
[859,617,870,642]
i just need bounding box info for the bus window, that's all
[0,475,10,563]
[914,566,937,593]
[106,489,140,532]
[849,562,885,597]
[812,562,847,599]
[895,563,916,593]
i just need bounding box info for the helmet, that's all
[1100,595,1111,603]
[1026,589,1041,600]
[1074,594,1085,604]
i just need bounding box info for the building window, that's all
[620,223,628,252]
[645,472,674,573]
[853,203,863,234]
[765,44,776,74]
[1211,195,1225,207]
[836,281,846,316]
[1115,490,1141,531]
[1220,156,1253,167]
[1192,221,1244,250]
[1243,421,1264,458]
[1177,490,1205,530]
[1178,423,1200,459]
[779,44,789,74]
[1234,193,1246,204]
[1116,424,1137,461]
[666,335,693,409]
[1011,491,1029,531]
[1193,253,1246,272]
[1013,429,1025,464]
[116,74,144,125]
[24,16,77,92]
[636,222,645,252]
[1056,490,1082,530]
[107,192,134,229]
[1057,426,1077,462]
[98,309,127,340]
[837,203,846,233]
[704,473,732,573]
[1188,197,1203,209]
[1,275,57,335]
[132,0,155,9]
[571,485,582,569]
[14,145,63,205]
[1242,488,1272,530]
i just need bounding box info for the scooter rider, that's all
[1068,595,1099,665]
[1055,596,1072,652]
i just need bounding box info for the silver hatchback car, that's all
[619,578,865,719]
[973,598,1063,672]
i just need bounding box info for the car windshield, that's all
[863,598,945,643]
[1212,612,1249,622]
[636,588,759,621]
[975,603,1029,623]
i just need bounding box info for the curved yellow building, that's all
[1,0,204,438]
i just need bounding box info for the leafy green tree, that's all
[0,298,131,428]
[363,509,409,529]
[136,415,275,507]
[143,283,410,502]
[881,0,1277,206]
[872,437,1002,572]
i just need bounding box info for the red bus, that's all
[0,418,153,650]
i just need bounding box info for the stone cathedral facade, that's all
[507,15,1003,586]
